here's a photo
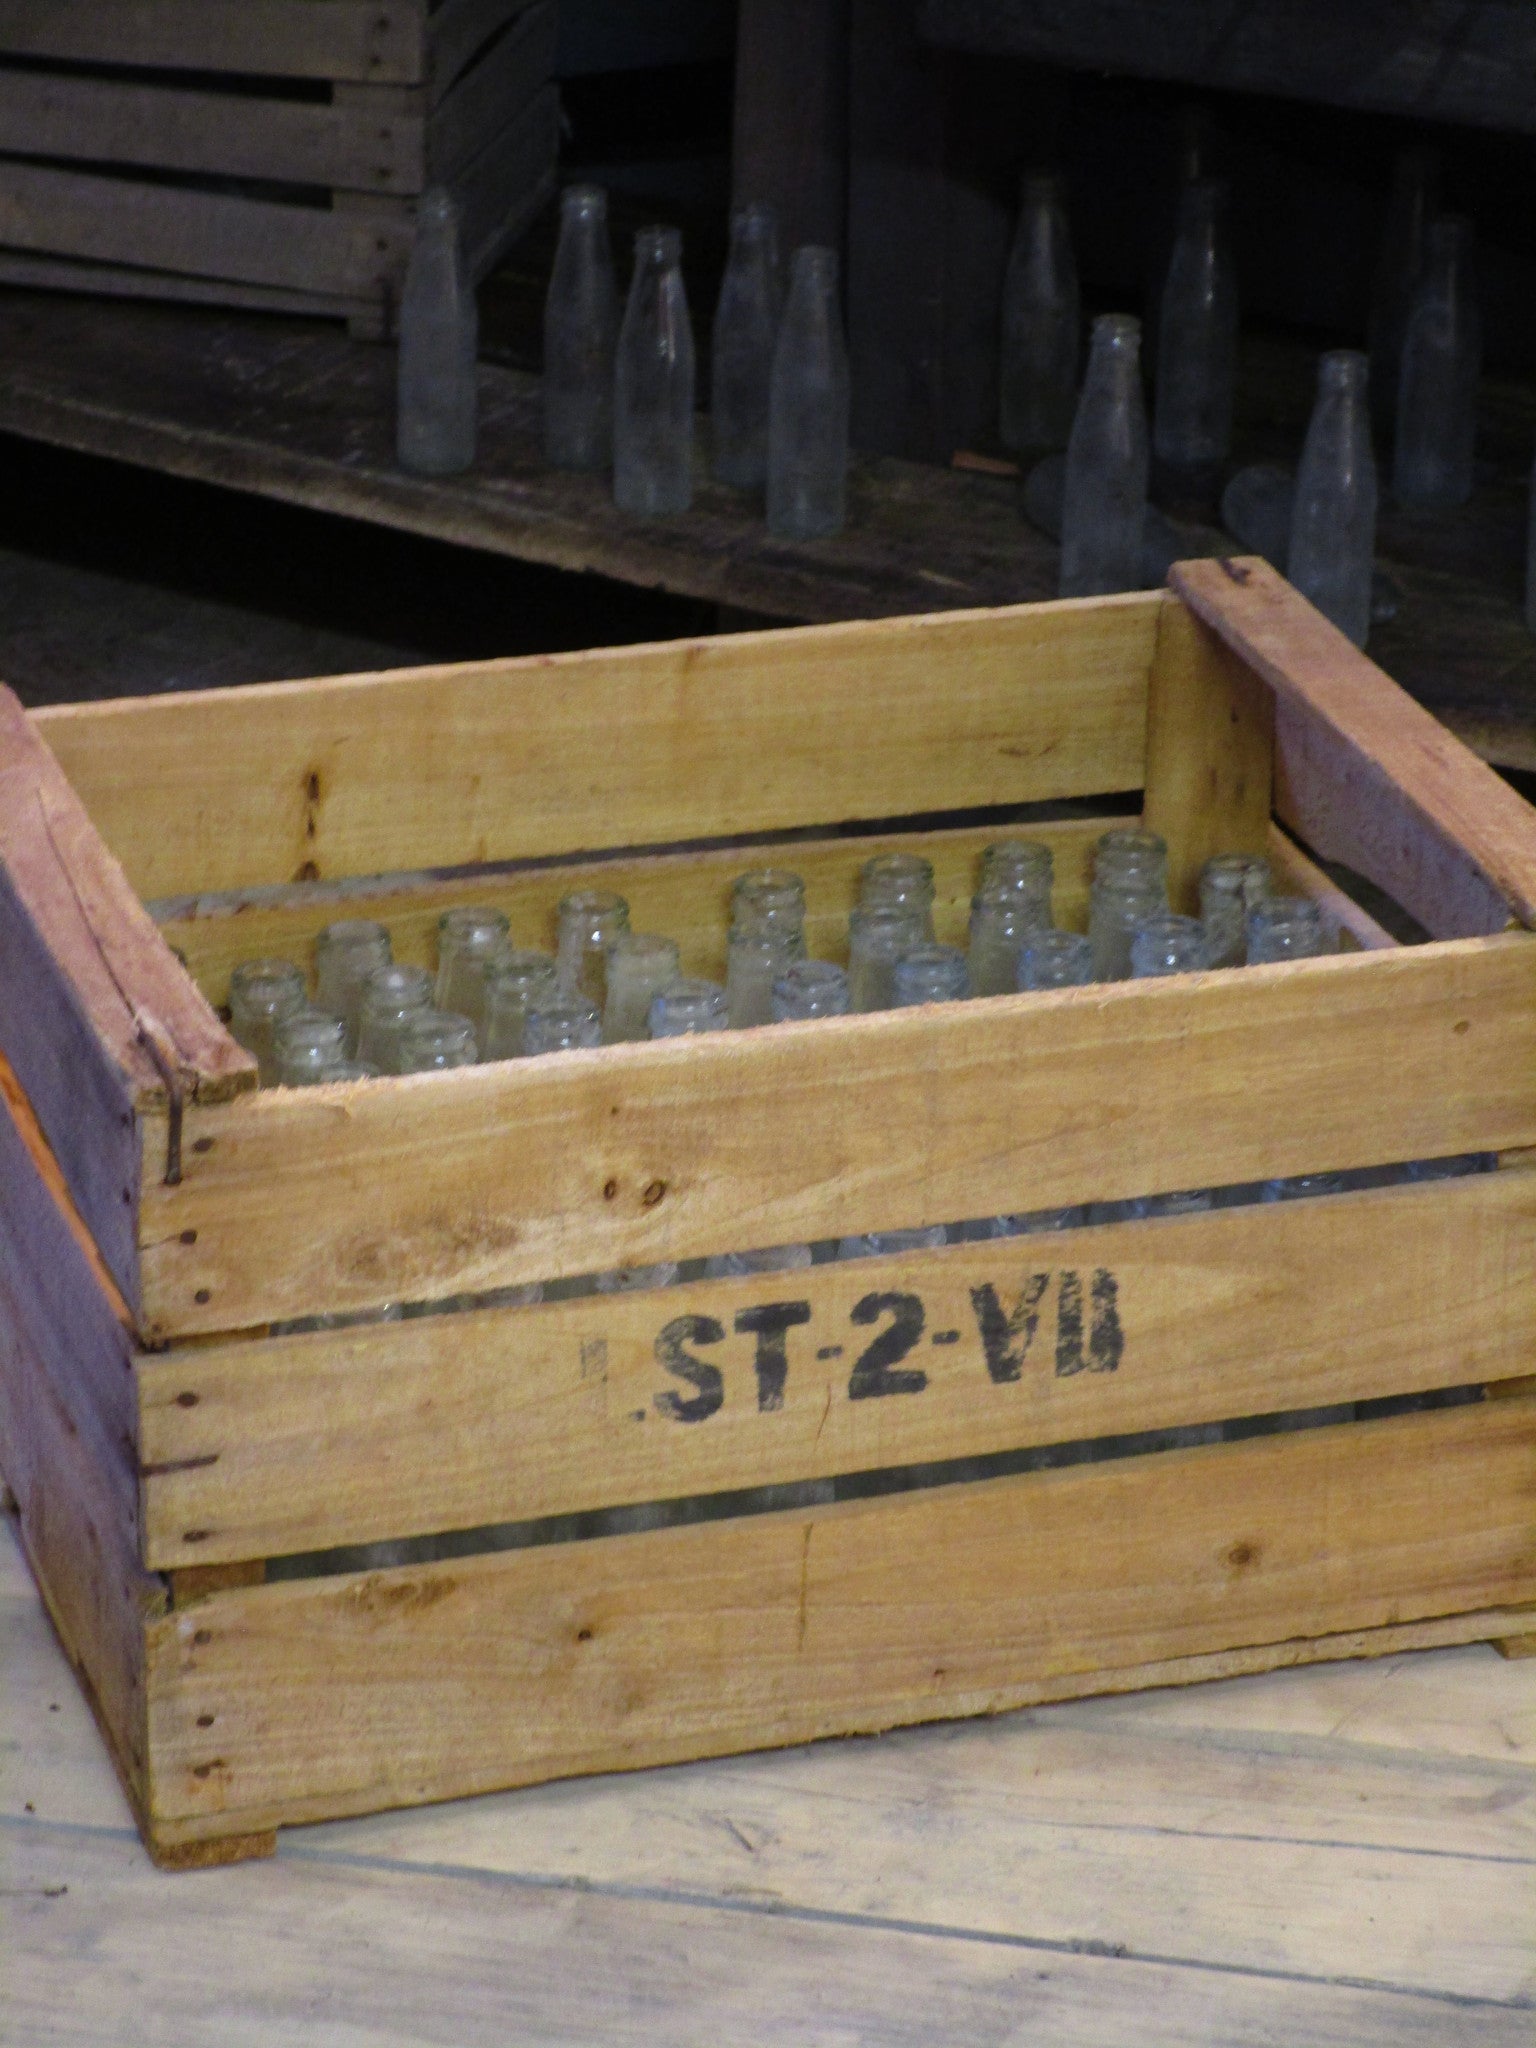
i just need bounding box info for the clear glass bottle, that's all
[1288,351,1377,649]
[847,904,927,1013]
[1246,896,1328,964]
[730,868,807,953]
[315,920,392,1054]
[1199,853,1271,969]
[1060,315,1150,598]
[649,978,728,1037]
[273,1008,349,1087]
[998,171,1080,459]
[893,944,970,1005]
[1369,149,1438,446]
[1219,461,1293,569]
[967,882,1049,997]
[396,1011,480,1072]
[727,927,798,1028]
[482,950,561,1061]
[544,183,618,473]
[356,963,434,1073]
[1153,179,1238,482]
[434,907,510,1032]
[602,933,681,1043]
[1394,216,1481,513]
[711,202,781,490]
[979,838,1054,904]
[523,999,603,1055]
[1129,911,1209,978]
[228,958,307,1085]
[1088,829,1168,982]
[555,889,631,1011]
[1017,929,1094,990]
[771,958,850,1020]
[396,187,477,477]
[766,245,849,540]
[858,852,935,938]
[614,226,695,516]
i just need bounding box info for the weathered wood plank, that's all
[0,1,427,82]
[426,0,555,186]
[0,249,378,327]
[137,1168,1536,1569]
[452,81,559,279]
[428,0,536,100]
[137,934,1536,1339]
[140,1393,1536,1842]
[34,598,1159,901]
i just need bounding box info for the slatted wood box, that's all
[3,555,1536,1871]
[0,0,559,337]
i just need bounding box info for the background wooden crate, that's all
[0,0,559,337]
[3,557,1536,1870]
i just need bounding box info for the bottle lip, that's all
[1090,312,1141,347]
[1022,168,1063,200]
[562,183,608,215]
[731,201,778,234]
[635,225,683,261]
[791,244,839,284]
[1318,347,1369,388]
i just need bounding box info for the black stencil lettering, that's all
[734,1300,813,1411]
[1054,1270,1086,1377]
[848,1292,928,1399]
[653,1313,726,1423]
[1089,1269,1124,1373]
[969,1274,1051,1384]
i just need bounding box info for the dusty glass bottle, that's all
[1129,911,1208,978]
[1369,149,1438,446]
[395,1011,480,1072]
[893,944,970,1005]
[711,202,782,489]
[1246,896,1327,964]
[979,838,1053,903]
[968,881,1050,997]
[1395,216,1481,513]
[614,226,695,516]
[1153,179,1238,483]
[315,920,392,1054]
[1059,315,1149,598]
[771,959,850,1020]
[602,934,681,1044]
[1219,461,1293,568]
[523,998,603,1055]
[727,927,798,1029]
[555,889,630,1011]
[1017,929,1094,990]
[434,907,510,1032]
[766,245,849,539]
[649,978,728,1037]
[397,187,477,477]
[544,184,618,473]
[482,950,561,1061]
[1089,829,1168,981]
[731,868,807,954]
[273,1009,349,1087]
[1199,852,1271,969]
[859,852,935,938]
[228,958,307,1085]
[998,171,1080,459]
[355,963,433,1073]
[1288,351,1377,648]
[847,904,927,1013]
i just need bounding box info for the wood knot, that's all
[1218,556,1252,584]
[1226,1540,1260,1569]
[175,1392,199,1409]
[642,1179,666,1208]
[603,1179,619,1200]
[179,1229,198,1245]
[576,1626,594,1642]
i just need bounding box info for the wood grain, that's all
[139,933,1536,1339]
[0,1,427,81]
[137,1169,1536,1569]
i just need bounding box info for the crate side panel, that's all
[141,935,1536,1338]
[138,1170,1536,1569]
[426,0,555,186]
[0,2,427,81]
[141,1394,1536,1839]
[31,597,1161,900]
[428,0,540,99]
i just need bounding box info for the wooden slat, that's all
[34,597,1161,901]
[1170,557,1536,936]
[0,248,379,328]
[139,1393,1536,1842]
[137,1169,1536,1570]
[451,82,558,281]
[425,0,556,186]
[1265,824,1398,952]
[137,933,1536,1339]
[0,2,427,82]
[428,0,536,99]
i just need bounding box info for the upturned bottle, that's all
[649,978,728,1038]
[1246,897,1328,964]
[482,951,561,1061]
[1288,351,1377,648]
[1089,829,1168,981]
[523,999,603,1055]
[614,226,695,516]
[847,904,926,1013]
[434,907,510,1031]
[556,890,630,1011]
[731,868,807,954]
[1018,930,1093,990]
[228,958,307,1085]
[859,852,935,938]
[544,184,618,472]
[356,963,434,1072]
[711,203,782,489]
[998,172,1080,459]
[771,959,849,1020]
[1199,853,1271,969]
[602,934,681,1044]
[1129,912,1208,978]
[315,920,392,1054]
[397,187,478,477]
[1059,315,1149,598]
[1153,179,1238,483]
[892,945,970,1006]
[273,1009,349,1087]
[1368,149,1438,446]
[767,245,849,539]
[727,927,797,1029]
[968,881,1050,997]
[396,1012,480,1072]
[1394,216,1481,512]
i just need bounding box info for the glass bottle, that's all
[544,184,618,473]
[273,1008,349,1087]
[482,950,561,1061]
[1129,911,1208,978]
[847,904,927,1013]
[523,999,603,1055]
[979,838,1053,904]
[434,907,510,1032]
[1089,829,1168,981]
[1219,461,1294,568]
[614,226,695,516]
[1368,149,1438,447]
[1395,216,1481,513]
[711,202,782,489]
[356,963,434,1073]
[968,880,1051,997]
[1018,929,1093,990]
[727,927,798,1029]
[397,187,477,477]
[771,959,850,1020]
[766,245,849,540]
[1288,351,1377,649]
[228,958,307,1085]
[1154,179,1238,484]
[649,978,728,1037]
[1060,315,1149,598]
[315,920,392,1054]
[858,852,935,938]
[1199,853,1271,969]
[731,869,807,953]
[1246,896,1328,964]
[893,944,970,1006]
[555,889,630,1011]
[602,934,681,1044]
[396,1011,480,1072]
[998,171,1080,459]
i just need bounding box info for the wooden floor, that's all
[4,1517,1532,2044]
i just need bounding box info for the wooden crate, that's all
[3,554,1536,1872]
[0,0,559,337]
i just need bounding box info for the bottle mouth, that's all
[1318,348,1369,390]
[562,183,608,216]
[792,244,839,286]
[1091,313,1141,346]
[636,225,683,262]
